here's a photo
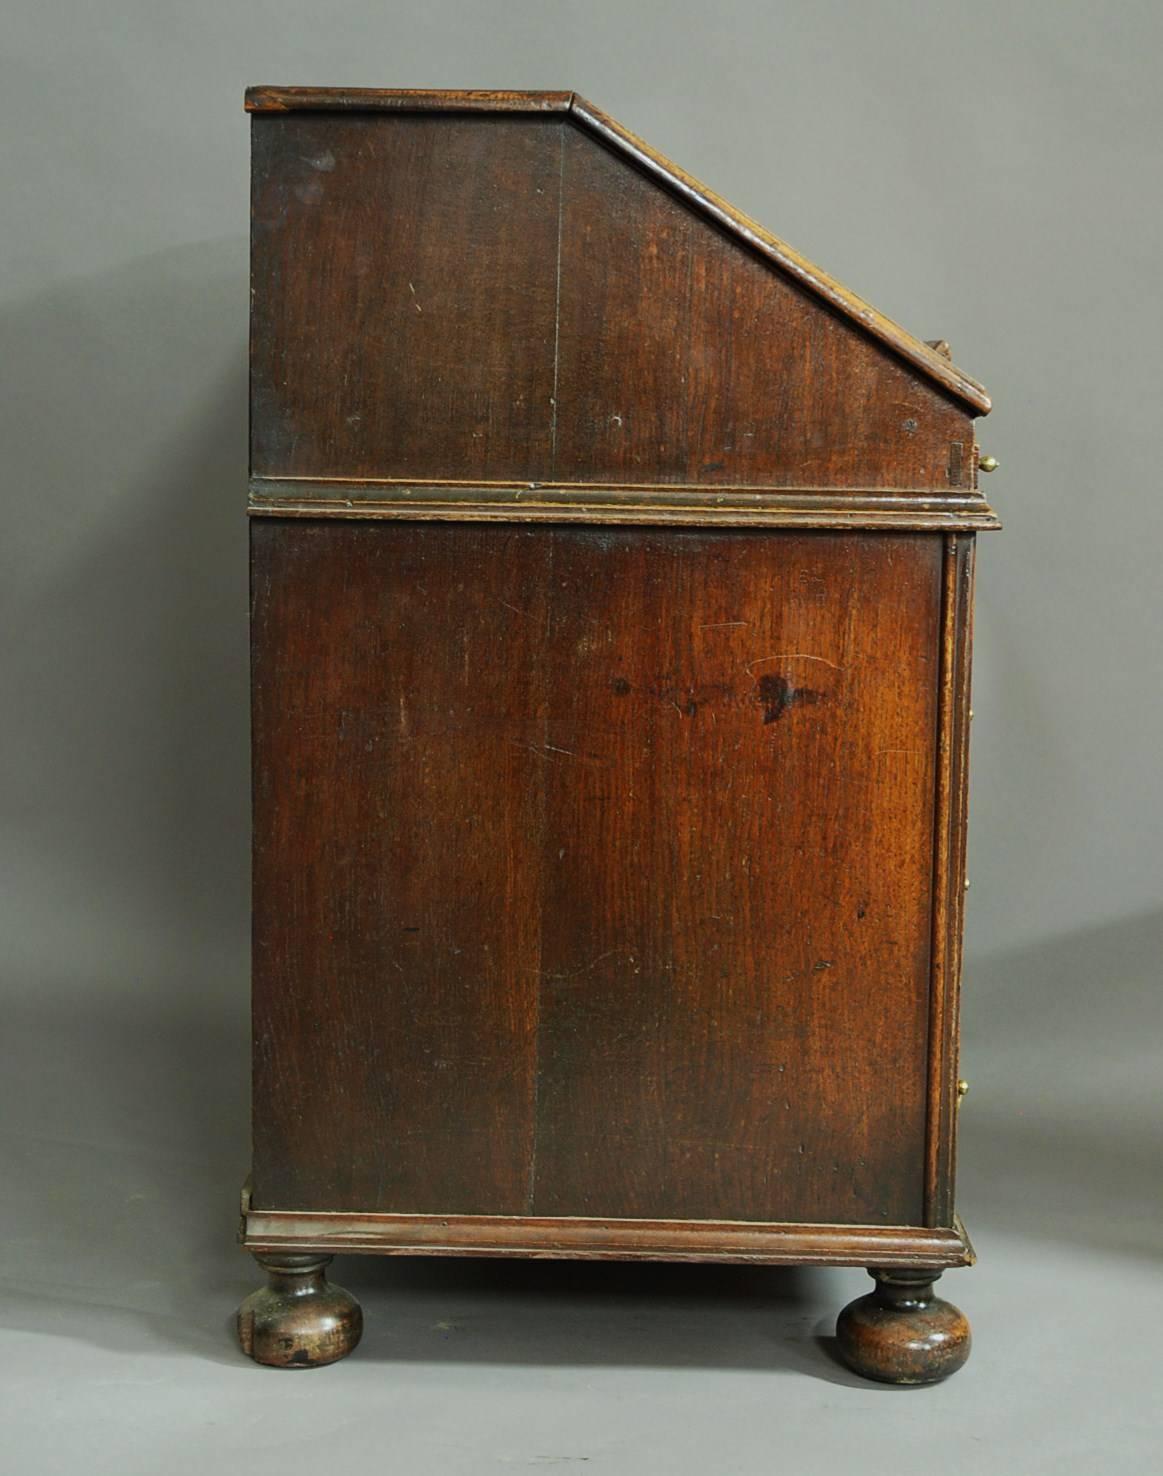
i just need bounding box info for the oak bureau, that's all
[237,88,999,1383]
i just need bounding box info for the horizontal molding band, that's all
[242,1208,975,1268]
[246,87,574,114]
[248,478,1000,531]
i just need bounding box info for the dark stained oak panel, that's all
[531,527,940,1223]
[552,126,971,490]
[251,520,940,1225]
[250,114,561,482]
[251,519,550,1212]
[250,114,975,493]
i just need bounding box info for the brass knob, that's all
[979,454,999,473]
[957,1079,969,1105]
[964,877,971,891]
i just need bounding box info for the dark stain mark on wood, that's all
[610,677,632,696]
[755,673,825,724]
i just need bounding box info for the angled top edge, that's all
[244,87,991,416]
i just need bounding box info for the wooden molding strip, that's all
[243,87,991,416]
[245,87,574,114]
[248,478,1001,531]
[924,537,977,1225]
[242,1207,975,1268]
[925,537,960,1224]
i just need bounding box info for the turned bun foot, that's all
[238,1253,362,1368]
[836,1268,970,1385]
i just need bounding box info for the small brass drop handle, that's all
[979,454,999,474]
[957,1079,970,1106]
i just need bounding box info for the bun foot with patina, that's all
[836,1268,970,1385]
[238,1253,362,1368]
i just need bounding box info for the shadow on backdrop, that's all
[959,908,1163,1263]
[1,242,251,1362]
[1,240,250,1002]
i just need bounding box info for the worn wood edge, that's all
[245,86,574,114]
[240,1208,975,1267]
[952,1214,977,1267]
[923,536,977,1225]
[941,544,977,1217]
[247,503,1001,531]
[568,96,991,417]
[248,476,998,509]
[247,480,1001,530]
[923,536,959,1223]
[238,1172,253,1243]
[242,87,991,415]
[569,96,991,416]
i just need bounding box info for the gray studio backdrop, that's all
[2,2,1160,1473]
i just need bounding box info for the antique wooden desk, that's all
[237,88,999,1383]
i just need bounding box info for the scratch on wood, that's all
[510,739,608,767]
[537,948,627,981]
[745,653,845,672]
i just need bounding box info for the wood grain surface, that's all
[246,89,989,417]
[251,520,942,1226]
[250,112,977,491]
[551,122,969,490]
[251,113,562,483]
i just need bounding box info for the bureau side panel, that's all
[251,521,940,1225]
